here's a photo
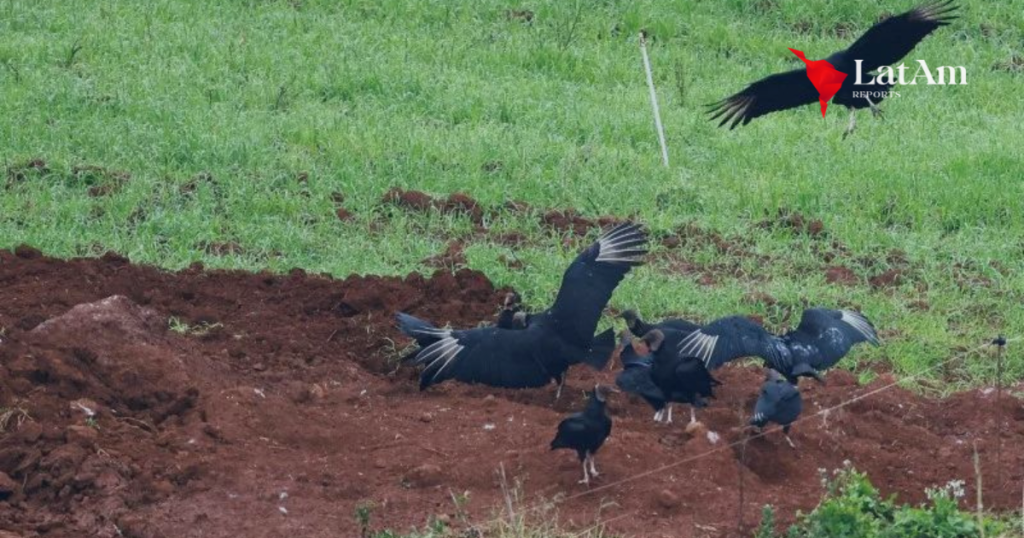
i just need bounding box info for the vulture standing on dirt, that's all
[615,331,666,418]
[550,385,616,485]
[676,308,880,384]
[620,309,700,338]
[496,292,531,330]
[398,222,649,394]
[709,1,959,137]
[616,330,720,425]
[750,370,803,448]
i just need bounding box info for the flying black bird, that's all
[496,292,531,330]
[710,1,958,137]
[616,330,720,424]
[750,370,803,448]
[676,308,880,384]
[398,222,649,394]
[550,385,616,485]
[620,309,700,338]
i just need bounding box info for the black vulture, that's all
[750,370,803,448]
[398,222,649,394]
[614,331,666,420]
[648,329,721,424]
[676,308,880,384]
[615,330,720,424]
[550,385,616,485]
[620,309,700,338]
[710,1,959,137]
[496,291,531,330]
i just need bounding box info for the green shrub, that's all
[757,464,1008,538]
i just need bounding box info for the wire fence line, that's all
[469,335,1018,534]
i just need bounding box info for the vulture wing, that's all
[787,308,880,370]
[548,223,648,348]
[411,326,552,390]
[676,315,784,371]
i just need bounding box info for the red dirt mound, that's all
[0,250,1022,538]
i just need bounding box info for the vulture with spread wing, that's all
[677,308,880,383]
[398,223,649,394]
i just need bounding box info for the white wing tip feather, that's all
[678,330,719,366]
[595,224,648,264]
[415,336,464,370]
[415,327,452,338]
[840,310,880,345]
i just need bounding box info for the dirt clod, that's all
[825,266,860,286]
[870,269,905,289]
[335,207,354,221]
[405,464,444,488]
[13,245,41,259]
[64,425,99,447]
[656,489,680,510]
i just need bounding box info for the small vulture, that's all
[710,1,959,137]
[750,370,803,448]
[550,385,616,485]
[676,308,880,383]
[398,222,649,394]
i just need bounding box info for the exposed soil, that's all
[1,250,1022,538]
[420,241,467,270]
[824,266,860,286]
[757,210,825,238]
[869,269,906,290]
[381,188,484,225]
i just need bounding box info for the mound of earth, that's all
[0,249,1021,538]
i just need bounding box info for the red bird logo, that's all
[788,48,847,117]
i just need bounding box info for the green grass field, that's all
[2,0,1023,388]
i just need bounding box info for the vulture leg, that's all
[653,409,664,423]
[665,404,674,424]
[842,107,857,140]
[555,373,566,400]
[784,434,797,449]
[579,454,591,485]
[689,406,697,425]
[588,455,599,477]
[865,95,884,119]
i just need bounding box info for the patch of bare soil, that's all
[0,250,1022,538]
[381,188,484,225]
[757,209,825,238]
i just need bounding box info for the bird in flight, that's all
[709,1,959,138]
[397,222,648,395]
